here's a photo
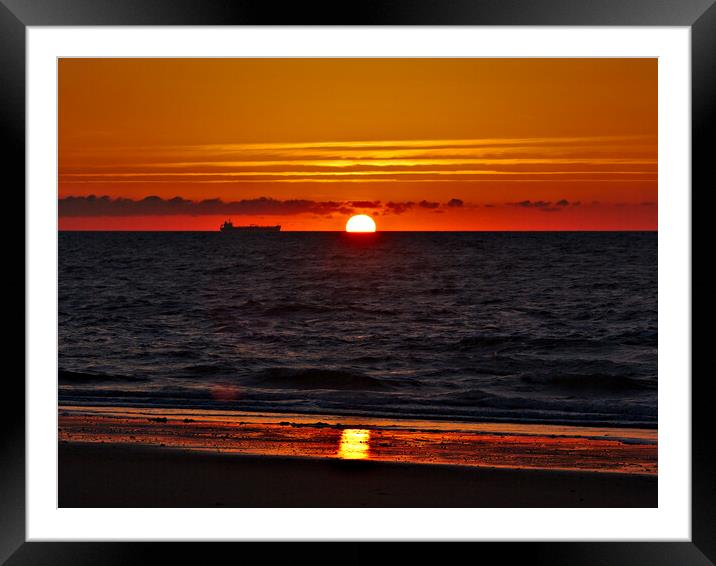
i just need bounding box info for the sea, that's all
[58,232,657,428]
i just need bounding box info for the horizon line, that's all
[58,229,658,233]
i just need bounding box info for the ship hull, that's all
[220,226,281,233]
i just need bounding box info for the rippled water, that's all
[59,232,657,427]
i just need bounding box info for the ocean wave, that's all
[455,334,519,349]
[177,363,237,376]
[261,303,336,316]
[616,329,658,346]
[520,373,656,392]
[455,331,657,351]
[249,367,398,391]
[57,390,658,428]
[59,369,148,384]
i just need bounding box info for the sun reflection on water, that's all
[337,429,371,460]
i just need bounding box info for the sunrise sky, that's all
[58,58,657,231]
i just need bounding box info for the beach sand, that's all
[58,406,657,507]
[59,442,656,508]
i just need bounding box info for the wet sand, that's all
[58,406,657,507]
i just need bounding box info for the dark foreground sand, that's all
[59,442,657,507]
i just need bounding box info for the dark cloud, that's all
[446,198,464,208]
[418,200,440,209]
[58,195,442,219]
[511,200,551,208]
[385,201,415,214]
[349,200,382,209]
[59,195,356,217]
[509,199,568,212]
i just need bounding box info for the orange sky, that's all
[58,58,657,231]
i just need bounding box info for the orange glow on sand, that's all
[346,215,377,232]
[58,406,658,474]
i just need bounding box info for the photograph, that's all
[57,57,658,508]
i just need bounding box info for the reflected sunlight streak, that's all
[337,429,371,460]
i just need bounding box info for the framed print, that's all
[5,0,710,563]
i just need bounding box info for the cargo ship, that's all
[219,220,281,233]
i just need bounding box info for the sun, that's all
[345,214,377,233]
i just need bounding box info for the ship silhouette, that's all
[219,220,281,233]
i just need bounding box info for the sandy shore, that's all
[58,406,657,507]
[59,406,657,473]
[59,441,657,507]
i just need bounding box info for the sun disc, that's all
[346,214,377,233]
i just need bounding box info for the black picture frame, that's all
[3,0,709,563]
